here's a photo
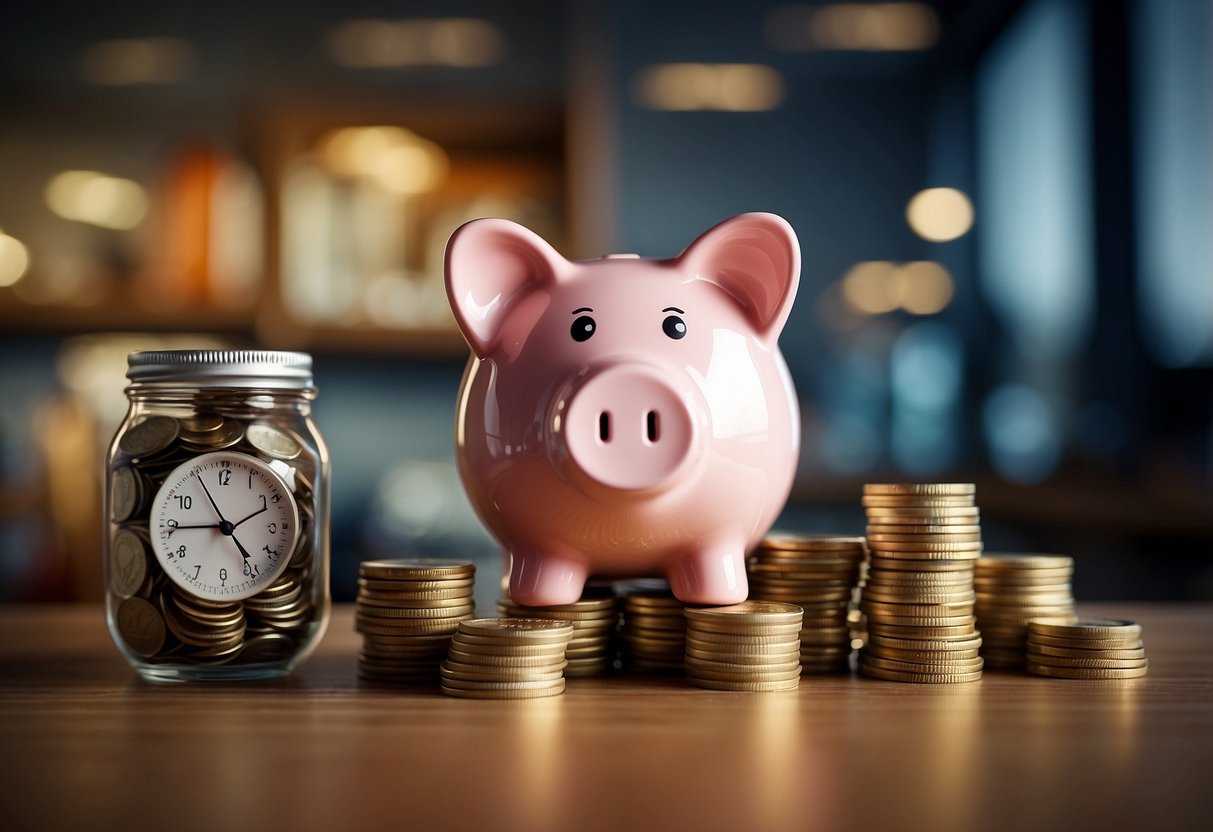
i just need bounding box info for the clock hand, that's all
[167,523,221,536]
[197,477,228,522]
[232,495,268,529]
[230,533,253,563]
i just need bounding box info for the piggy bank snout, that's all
[559,364,700,492]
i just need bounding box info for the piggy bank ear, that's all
[678,213,800,341]
[445,219,565,357]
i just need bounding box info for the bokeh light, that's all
[906,187,974,242]
[766,3,939,52]
[0,230,31,288]
[318,127,448,194]
[633,64,785,112]
[328,18,505,68]
[44,171,149,230]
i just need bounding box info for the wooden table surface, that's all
[1,603,1210,832]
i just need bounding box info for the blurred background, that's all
[0,0,1209,606]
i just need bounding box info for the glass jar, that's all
[104,350,330,681]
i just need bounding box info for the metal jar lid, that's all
[126,350,314,390]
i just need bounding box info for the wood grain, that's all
[1,603,1210,832]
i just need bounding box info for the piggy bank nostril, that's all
[599,411,611,442]
[646,411,660,443]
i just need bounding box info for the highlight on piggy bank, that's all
[445,213,801,606]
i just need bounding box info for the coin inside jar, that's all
[246,422,303,460]
[109,529,149,599]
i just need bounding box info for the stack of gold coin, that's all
[619,586,688,672]
[975,554,1077,669]
[1026,619,1148,679]
[684,601,803,692]
[747,534,866,673]
[355,559,476,683]
[158,584,246,663]
[497,588,620,677]
[858,483,984,684]
[441,618,575,699]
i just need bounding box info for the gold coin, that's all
[1026,653,1149,670]
[357,619,465,636]
[861,653,984,674]
[621,591,684,607]
[109,529,149,599]
[243,422,303,460]
[867,633,983,651]
[451,634,571,654]
[1027,662,1148,680]
[869,557,975,572]
[684,601,803,625]
[684,645,801,664]
[359,559,476,580]
[116,597,167,657]
[973,573,1075,587]
[866,645,981,662]
[864,483,975,496]
[867,538,984,551]
[685,622,803,638]
[357,589,476,605]
[865,577,974,591]
[861,603,975,620]
[356,604,476,620]
[862,496,975,509]
[439,676,567,691]
[761,533,866,548]
[358,577,475,592]
[1025,633,1143,650]
[364,631,454,647]
[867,526,983,538]
[446,647,569,667]
[1028,644,1145,661]
[686,666,802,684]
[977,553,1074,569]
[865,515,980,527]
[867,623,978,639]
[441,681,566,699]
[359,594,476,610]
[499,597,619,615]
[440,662,566,682]
[859,662,983,684]
[1027,619,1142,639]
[458,618,575,640]
[685,653,801,671]
[688,677,800,692]
[863,590,975,605]
[864,506,980,518]
[684,628,802,645]
[119,416,179,457]
[498,604,619,623]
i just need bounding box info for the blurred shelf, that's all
[0,295,470,358]
[264,322,469,358]
[792,474,1213,539]
[0,296,254,335]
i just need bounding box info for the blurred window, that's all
[1132,0,1213,367]
[976,0,1094,362]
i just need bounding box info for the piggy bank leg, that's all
[508,548,589,606]
[667,536,750,605]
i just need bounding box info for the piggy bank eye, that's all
[662,315,687,340]
[571,315,596,342]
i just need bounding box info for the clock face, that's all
[151,451,301,601]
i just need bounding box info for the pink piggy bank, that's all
[445,213,801,605]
